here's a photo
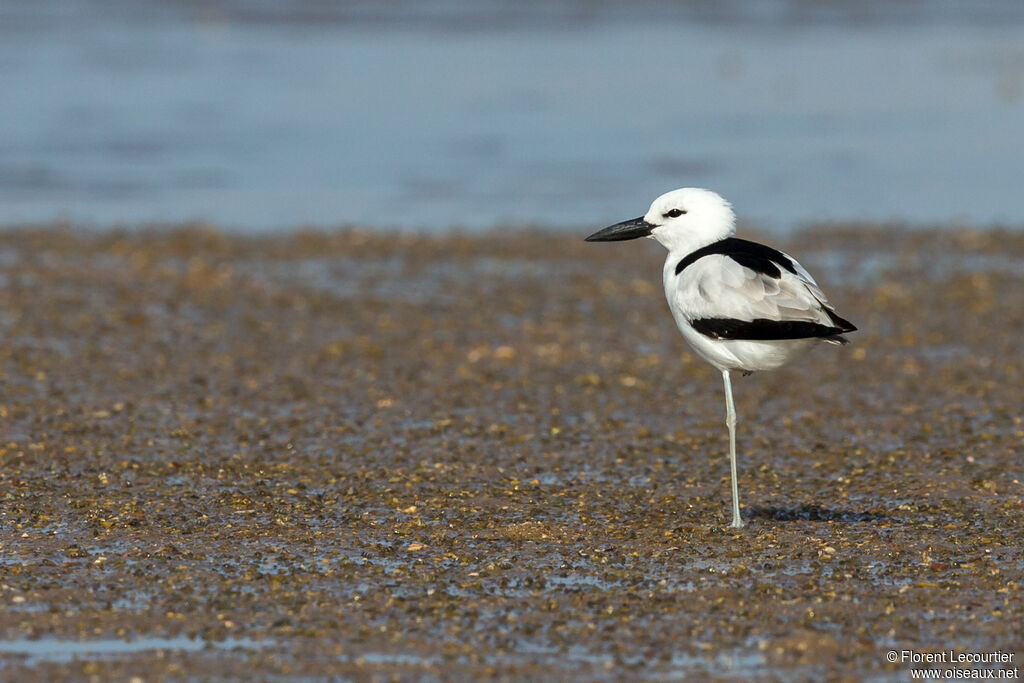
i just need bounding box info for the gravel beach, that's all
[0,225,1021,680]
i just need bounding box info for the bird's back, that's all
[662,238,855,372]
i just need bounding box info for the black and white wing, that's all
[671,238,856,342]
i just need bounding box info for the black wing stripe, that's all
[691,318,845,341]
[675,237,798,278]
[822,307,858,333]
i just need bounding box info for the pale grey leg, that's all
[722,370,744,528]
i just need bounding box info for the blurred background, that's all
[2,0,1023,232]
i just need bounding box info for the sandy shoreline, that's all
[0,224,1021,680]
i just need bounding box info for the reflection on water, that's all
[1,1,1023,231]
[0,635,269,665]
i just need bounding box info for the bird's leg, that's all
[722,369,744,528]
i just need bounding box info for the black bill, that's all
[584,216,655,242]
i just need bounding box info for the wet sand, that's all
[0,225,1021,680]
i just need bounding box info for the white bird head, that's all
[586,188,736,253]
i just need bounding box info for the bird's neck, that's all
[657,226,734,260]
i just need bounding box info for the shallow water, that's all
[0,636,268,666]
[2,1,1024,231]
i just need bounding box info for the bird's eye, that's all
[664,208,686,218]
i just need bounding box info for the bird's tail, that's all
[823,335,850,345]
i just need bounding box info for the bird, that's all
[585,188,856,528]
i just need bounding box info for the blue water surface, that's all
[2,1,1023,231]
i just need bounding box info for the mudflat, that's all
[0,225,1020,680]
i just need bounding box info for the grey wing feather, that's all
[674,253,840,326]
